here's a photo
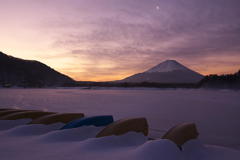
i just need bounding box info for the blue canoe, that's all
[61,115,114,130]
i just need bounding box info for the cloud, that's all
[2,0,240,80]
[52,0,240,53]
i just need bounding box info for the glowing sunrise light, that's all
[0,0,239,81]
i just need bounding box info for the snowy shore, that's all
[0,88,240,159]
[0,119,239,160]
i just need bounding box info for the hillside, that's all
[0,52,74,87]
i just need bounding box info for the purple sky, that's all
[0,0,240,81]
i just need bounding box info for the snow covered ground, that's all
[0,120,239,160]
[0,88,239,159]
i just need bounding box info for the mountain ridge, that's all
[0,51,74,87]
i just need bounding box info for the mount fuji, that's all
[121,60,204,83]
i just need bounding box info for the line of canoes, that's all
[0,108,199,149]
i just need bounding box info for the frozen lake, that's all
[0,88,239,149]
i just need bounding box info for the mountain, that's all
[0,51,74,87]
[146,60,191,73]
[121,60,204,83]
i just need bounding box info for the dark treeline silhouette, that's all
[62,70,240,89]
[62,81,201,89]
[199,70,240,89]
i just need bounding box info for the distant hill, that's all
[0,52,74,87]
[120,60,204,83]
[200,70,240,89]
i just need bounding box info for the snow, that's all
[182,140,240,160]
[0,88,240,159]
[146,60,190,73]
[0,123,239,160]
[134,139,183,160]
[2,123,64,136]
[39,126,103,142]
[0,119,32,131]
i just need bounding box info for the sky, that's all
[0,0,240,81]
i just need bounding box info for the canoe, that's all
[0,110,32,118]
[161,123,199,148]
[0,108,14,111]
[61,115,114,130]
[96,117,148,137]
[0,111,56,120]
[30,113,85,125]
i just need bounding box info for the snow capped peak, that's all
[146,60,189,73]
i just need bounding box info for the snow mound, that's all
[38,126,103,142]
[0,119,32,131]
[79,132,147,151]
[134,139,183,160]
[3,123,64,136]
[183,140,240,160]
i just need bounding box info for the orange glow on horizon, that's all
[59,64,240,82]
[1,49,239,82]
